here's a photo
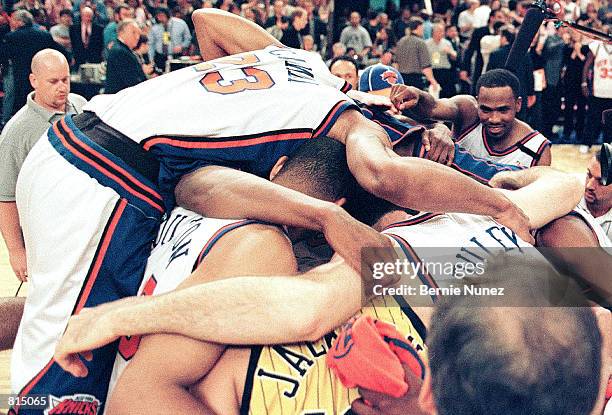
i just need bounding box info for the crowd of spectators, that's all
[0,0,610,144]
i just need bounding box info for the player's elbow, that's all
[286,285,336,342]
[355,158,397,202]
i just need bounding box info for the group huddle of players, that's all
[2,7,611,415]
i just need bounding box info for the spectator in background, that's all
[582,40,612,151]
[265,0,287,29]
[0,49,86,281]
[325,41,345,65]
[487,25,535,122]
[105,19,147,94]
[458,0,480,39]
[148,7,191,73]
[480,20,504,73]
[103,3,133,53]
[50,9,73,53]
[72,0,108,24]
[45,0,72,26]
[535,25,565,141]
[395,16,438,91]
[561,31,589,143]
[473,0,492,28]
[69,6,104,66]
[393,7,411,41]
[302,34,315,51]
[446,24,464,93]
[426,22,457,98]
[365,9,379,41]
[461,9,506,94]
[280,7,307,49]
[339,11,372,62]
[300,0,326,53]
[128,0,148,26]
[0,10,64,118]
[328,55,358,89]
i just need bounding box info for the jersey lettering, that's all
[256,368,300,398]
[272,346,315,377]
[167,217,203,268]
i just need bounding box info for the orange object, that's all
[326,315,425,398]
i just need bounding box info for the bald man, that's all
[0,49,87,281]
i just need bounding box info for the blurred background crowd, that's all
[0,0,610,146]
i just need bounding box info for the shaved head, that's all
[29,49,71,112]
[31,49,69,75]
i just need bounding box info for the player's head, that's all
[358,64,404,97]
[475,69,521,141]
[584,145,612,212]
[29,49,70,112]
[329,56,358,90]
[269,137,357,205]
[420,261,603,415]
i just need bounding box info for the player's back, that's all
[86,46,352,167]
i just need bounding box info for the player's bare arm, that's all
[327,109,534,244]
[0,202,28,281]
[192,8,281,61]
[490,167,583,229]
[106,224,298,415]
[175,165,394,273]
[54,255,367,377]
[537,215,612,306]
[389,84,479,136]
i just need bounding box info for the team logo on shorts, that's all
[380,70,399,86]
[44,394,101,415]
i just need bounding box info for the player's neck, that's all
[488,119,527,149]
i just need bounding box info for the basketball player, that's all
[11,9,536,413]
[53,140,582,415]
[390,68,552,167]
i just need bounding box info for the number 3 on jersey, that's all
[198,53,275,95]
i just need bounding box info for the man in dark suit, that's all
[70,5,103,66]
[105,19,147,94]
[487,26,534,122]
[280,7,307,49]
[0,9,65,117]
[461,9,506,94]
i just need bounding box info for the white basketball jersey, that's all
[85,46,353,144]
[456,123,550,167]
[573,200,612,250]
[382,211,545,289]
[106,207,268,399]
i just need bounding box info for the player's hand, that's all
[422,124,455,166]
[351,363,428,415]
[54,305,121,377]
[492,199,535,245]
[9,247,28,282]
[390,84,421,111]
[320,205,400,295]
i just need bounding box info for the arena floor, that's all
[0,144,597,407]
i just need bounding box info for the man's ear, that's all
[516,96,522,113]
[29,73,37,90]
[334,197,346,207]
[269,155,289,181]
[418,368,438,415]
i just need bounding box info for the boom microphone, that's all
[505,6,546,73]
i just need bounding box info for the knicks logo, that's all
[44,394,100,415]
[380,70,399,86]
[329,318,356,359]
